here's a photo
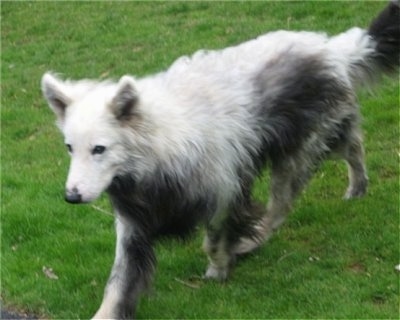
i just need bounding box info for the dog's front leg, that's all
[93,215,155,319]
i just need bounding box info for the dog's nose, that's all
[65,188,82,204]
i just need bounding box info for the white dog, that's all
[42,1,399,318]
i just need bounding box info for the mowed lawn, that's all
[1,1,399,319]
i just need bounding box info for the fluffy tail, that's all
[368,0,400,74]
[328,1,399,87]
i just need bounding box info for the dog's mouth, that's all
[65,188,84,204]
[64,187,101,204]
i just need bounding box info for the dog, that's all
[41,1,399,318]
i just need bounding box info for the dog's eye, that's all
[92,145,106,155]
[66,144,72,153]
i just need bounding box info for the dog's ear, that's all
[41,73,72,123]
[111,75,139,121]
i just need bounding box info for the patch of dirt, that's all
[348,262,366,274]
[0,309,38,320]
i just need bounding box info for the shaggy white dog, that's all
[42,1,399,318]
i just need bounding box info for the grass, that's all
[1,1,399,319]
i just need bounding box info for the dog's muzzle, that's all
[65,188,82,204]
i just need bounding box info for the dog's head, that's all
[42,73,142,203]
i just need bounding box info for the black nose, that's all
[65,188,82,204]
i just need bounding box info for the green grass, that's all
[1,1,399,319]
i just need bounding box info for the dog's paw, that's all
[233,237,262,255]
[203,265,229,282]
[344,182,368,199]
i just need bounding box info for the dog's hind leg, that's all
[341,129,368,199]
[93,215,155,319]
[234,158,313,255]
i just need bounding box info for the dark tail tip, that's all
[368,0,400,73]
